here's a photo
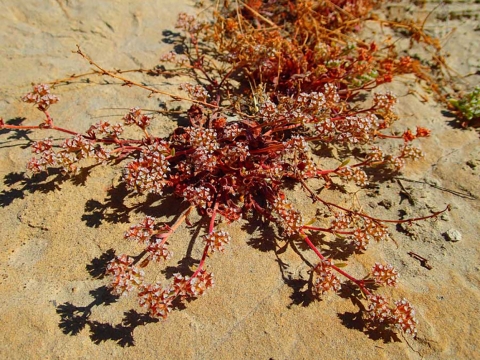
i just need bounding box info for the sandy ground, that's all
[0,1,479,359]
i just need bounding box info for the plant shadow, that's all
[56,205,207,347]
[57,250,162,347]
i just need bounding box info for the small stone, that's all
[466,160,477,169]
[378,199,392,209]
[444,229,462,242]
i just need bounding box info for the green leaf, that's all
[339,158,350,168]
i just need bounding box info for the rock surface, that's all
[1,1,479,359]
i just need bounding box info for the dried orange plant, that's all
[1,0,452,340]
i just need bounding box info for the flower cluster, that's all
[27,133,111,174]
[106,214,218,320]
[331,212,355,232]
[392,298,418,336]
[373,91,397,112]
[62,135,96,159]
[138,284,172,319]
[187,127,219,151]
[32,138,53,154]
[146,240,173,263]
[371,263,398,287]
[365,295,417,337]
[173,270,214,299]
[180,83,209,102]
[87,120,124,138]
[137,270,214,319]
[401,144,424,160]
[159,51,189,66]
[204,230,231,254]
[175,12,201,33]
[222,122,242,139]
[27,138,56,173]
[316,113,379,144]
[106,255,145,296]
[256,88,331,128]
[349,219,389,252]
[123,107,152,129]
[123,141,170,194]
[323,83,341,104]
[124,216,157,244]
[271,197,304,236]
[386,155,406,171]
[330,213,390,252]
[337,166,369,186]
[222,143,250,166]
[367,145,384,162]
[22,84,59,111]
[312,259,342,297]
[365,295,392,325]
[183,185,213,209]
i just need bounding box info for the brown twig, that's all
[74,45,217,109]
[408,251,433,270]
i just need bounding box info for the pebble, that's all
[440,212,450,221]
[444,229,462,242]
[378,199,392,209]
[466,160,477,169]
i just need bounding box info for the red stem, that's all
[302,226,353,235]
[191,202,218,279]
[301,232,371,296]
[376,133,404,140]
[300,178,450,224]
[1,123,80,136]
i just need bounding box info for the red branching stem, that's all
[51,126,81,136]
[142,128,151,139]
[157,206,194,245]
[133,206,194,266]
[109,145,142,154]
[302,225,353,235]
[192,202,218,279]
[1,120,147,152]
[208,202,218,234]
[316,159,371,176]
[300,232,325,260]
[0,124,44,130]
[191,245,210,279]
[301,231,371,296]
[43,110,54,126]
[0,123,80,136]
[218,66,236,88]
[300,178,450,224]
[249,143,285,154]
[75,45,218,109]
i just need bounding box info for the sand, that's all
[0,1,479,359]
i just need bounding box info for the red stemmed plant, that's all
[0,0,451,339]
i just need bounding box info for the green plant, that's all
[449,86,480,126]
